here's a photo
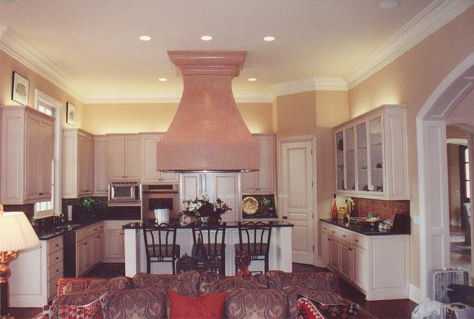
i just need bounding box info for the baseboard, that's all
[314,257,326,267]
[409,284,421,304]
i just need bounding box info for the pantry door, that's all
[278,136,316,264]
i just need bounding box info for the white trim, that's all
[34,89,63,218]
[417,50,474,303]
[0,26,6,39]
[446,138,468,145]
[346,0,474,89]
[82,93,273,104]
[0,28,84,101]
[409,284,421,304]
[267,77,347,98]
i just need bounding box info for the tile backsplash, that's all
[353,197,410,221]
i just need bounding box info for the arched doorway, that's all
[417,52,474,301]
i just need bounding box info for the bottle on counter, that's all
[332,194,338,220]
[344,200,349,221]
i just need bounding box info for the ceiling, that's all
[0,0,471,103]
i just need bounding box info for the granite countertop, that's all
[320,218,410,236]
[123,220,294,229]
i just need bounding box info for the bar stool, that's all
[234,222,272,273]
[192,222,227,275]
[143,223,180,274]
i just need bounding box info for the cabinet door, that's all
[75,241,84,277]
[206,173,239,222]
[78,134,89,194]
[125,136,141,179]
[353,246,366,290]
[106,229,124,259]
[257,135,276,193]
[98,232,105,261]
[141,134,160,183]
[94,137,108,195]
[345,128,356,191]
[90,235,99,266]
[368,117,384,192]
[335,131,344,190]
[356,123,369,192]
[241,171,258,193]
[328,237,340,271]
[108,136,125,179]
[39,118,53,198]
[87,138,95,193]
[340,242,353,280]
[321,231,330,265]
[25,113,41,200]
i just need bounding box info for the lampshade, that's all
[0,211,40,252]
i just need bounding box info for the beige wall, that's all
[276,91,317,137]
[0,51,84,128]
[315,90,349,128]
[348,8,474,289]
[82,102,273,135]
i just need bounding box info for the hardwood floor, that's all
[11,262,418,318]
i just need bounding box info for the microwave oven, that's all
[108,181,141,206]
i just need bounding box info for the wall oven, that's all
[108,181,141,206]
[142,184,180,223]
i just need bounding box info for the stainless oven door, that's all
[142,193,179,222]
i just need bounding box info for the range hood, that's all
[156,51,259,173]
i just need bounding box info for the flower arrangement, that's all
[182,194,232,223]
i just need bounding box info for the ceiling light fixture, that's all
[248,78,257,82]
[263,36,275,42]
[158,78,167,82]
[201,35,213,41]
[379,0,401,10]
[139,35,151,41]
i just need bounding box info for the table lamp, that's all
[0,205,40,318]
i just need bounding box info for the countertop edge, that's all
[320,219,410,236]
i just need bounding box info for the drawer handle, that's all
[56,244,59,247]
[84,243,87,246]
[39,192,44,195]
[56,269,59,273]
[332,231,335,234]
[355,239,359,242]
[56,257,59,260]
[349,248,353,251]
[327,238,330,241]
[343,235,346,237]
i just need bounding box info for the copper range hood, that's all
[156,51,259,172]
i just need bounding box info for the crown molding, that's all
[0,27,84,101]
[82,93,273,104]
[266,77,348,98]
[345,0,474,89]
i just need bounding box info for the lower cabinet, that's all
[104,220,136,262]
[75,222,104,277]
[320,221,409,300]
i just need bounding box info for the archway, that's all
[417,51,474,301]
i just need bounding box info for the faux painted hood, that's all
[156,51,259,172]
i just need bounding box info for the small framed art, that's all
[11,71,30,105]
[66,102,76,126]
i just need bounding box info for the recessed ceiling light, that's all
[139,35,151,41]
[379,0,401,10]
[201,35,213,41]
[248,78,257,82]
[158,78,167,82]
[263,36,276,42]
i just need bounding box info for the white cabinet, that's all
[9,235,63,307]
[75,222,104,277]
[320,221,409,300]
[104,220,135,262]
[63,129,94,198]
[108,134,141,180]
[1,106,54,204]
[94,135,108,196]
[140,133,179,184]
[242,134,276,194]
[180,173,240,222]
[334,105,408,199]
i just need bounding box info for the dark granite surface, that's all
[320,218,410,236]
[122,220,294,229]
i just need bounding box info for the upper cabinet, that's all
[108,134,141,180]
[94,136,108,196]
[140,133,179,184]
[1,106,54,204]
[241,134,276,194]
[63,129,94,198]
[334,105,408,200]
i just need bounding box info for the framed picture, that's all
[11,71,30,105]
[66,102,76,126]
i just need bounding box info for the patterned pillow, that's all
[297,295,359,319]
[104,287,167,319]
[225,288,288,319]
[233,274,269,289]
[50,296,105,319]
[169,270,201,296]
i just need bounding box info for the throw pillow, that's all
[51,297,104,319]
[297,295,359,319]
[168,290,227,318]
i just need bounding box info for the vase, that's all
[200,216,209,224]
[181,215,195,226]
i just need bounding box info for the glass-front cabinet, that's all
[334,105,408,200]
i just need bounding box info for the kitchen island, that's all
[123,221,294,276]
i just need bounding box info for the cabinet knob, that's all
[349,248,353,251]
[56,269,59,273]
[56,244,59,247]
[327,238,330,241]
[84,243,87,246]
[355,239,359,242]
[332,231,335,234]
[39,192,44,195]
[56,257,59,260]
[343,235,346,238]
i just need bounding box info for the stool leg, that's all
[264,255,269,273]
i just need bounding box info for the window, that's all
[34,90,62,218]
[460,146,470,202]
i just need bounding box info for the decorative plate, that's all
[242,197,259,215]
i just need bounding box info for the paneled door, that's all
[279,137,315,264]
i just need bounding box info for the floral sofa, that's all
[47,270,347,318]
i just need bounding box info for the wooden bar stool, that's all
[234,222,272,273]
[192,222,227,275]
[143,223,180,274]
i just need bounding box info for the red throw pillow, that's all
[56,297,104,319]
[168,290,227,318]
